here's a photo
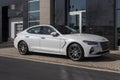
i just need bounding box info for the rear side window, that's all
[27,27,41,34]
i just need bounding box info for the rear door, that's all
[25,26,41,51]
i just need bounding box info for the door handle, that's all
[41,37,45,39]
[26,36,29,38]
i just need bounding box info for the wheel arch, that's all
[66,42,85,57]
[17,40,29,49]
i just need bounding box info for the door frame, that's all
[9,17,23,39]
[69,10,86,33]
[10,21,23,38]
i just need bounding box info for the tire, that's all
[67,43,84,61]
[18,41,29,55]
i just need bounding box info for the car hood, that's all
[63,33,109,42]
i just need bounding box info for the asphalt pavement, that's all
[0,42,120,73]
[0,56,120,80]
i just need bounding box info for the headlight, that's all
[83,40,98,45]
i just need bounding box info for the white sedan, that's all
[14,25,109,61]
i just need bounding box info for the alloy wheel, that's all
[68,43,84,61]
[18,41,29,55]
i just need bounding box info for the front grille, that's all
[96,50,109,55]
[100,42,109,51]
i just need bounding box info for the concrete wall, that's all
[40,0,51,24]
[86,0,116,49]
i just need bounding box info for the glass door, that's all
[68,0,86,33]
[69,11,86,33]
[15,23,23,34]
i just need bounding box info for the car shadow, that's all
[28,52,120,62]
[82,54,120,62]
[29,52,69,59]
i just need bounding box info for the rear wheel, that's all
[18,41,29,55]
[67,43,84,61]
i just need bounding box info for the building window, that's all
[68,0,86,33]
[53,0,86,32]
[28,0,40,27]
[116,0,120,46]
[69,0,86,11]
[116,0,120,27]
[29,12,40,21]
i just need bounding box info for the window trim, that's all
[28,10,40,13]
[29,0,40,3]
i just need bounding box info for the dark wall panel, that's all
[0,7,2,42]
[0,0,24,6]
[54,0,66,25]
[23,0,28,29]
[2,6,9,41]
[0,0,28,42]
[86,0,116,49]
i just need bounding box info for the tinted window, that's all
[27,27,40,34]
[54,25,78,34]
[40,26,55,35]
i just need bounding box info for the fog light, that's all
[90,47,94,54]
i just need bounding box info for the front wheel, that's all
[67,43,84,61]
[18,41,29,55]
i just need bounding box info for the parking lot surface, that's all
[0,42,120,73]
[0,56,120,80]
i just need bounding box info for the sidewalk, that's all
[0,42,120,73]
[0,41,13,48]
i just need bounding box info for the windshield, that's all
[54,25,79,35]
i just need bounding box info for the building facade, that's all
[0,0,119,50]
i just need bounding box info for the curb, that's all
[0,54,120,74]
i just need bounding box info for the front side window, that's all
[40,26,55,35]
[27,27,41,34]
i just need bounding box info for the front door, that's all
[39,26,61,54]
[69,11,86,33]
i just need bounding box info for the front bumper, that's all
[86,50,109,57]
[95,50,109,55]
[83,41,109,57]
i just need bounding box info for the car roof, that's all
[25,25,52,30]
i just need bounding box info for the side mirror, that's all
[51,32,59,37]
